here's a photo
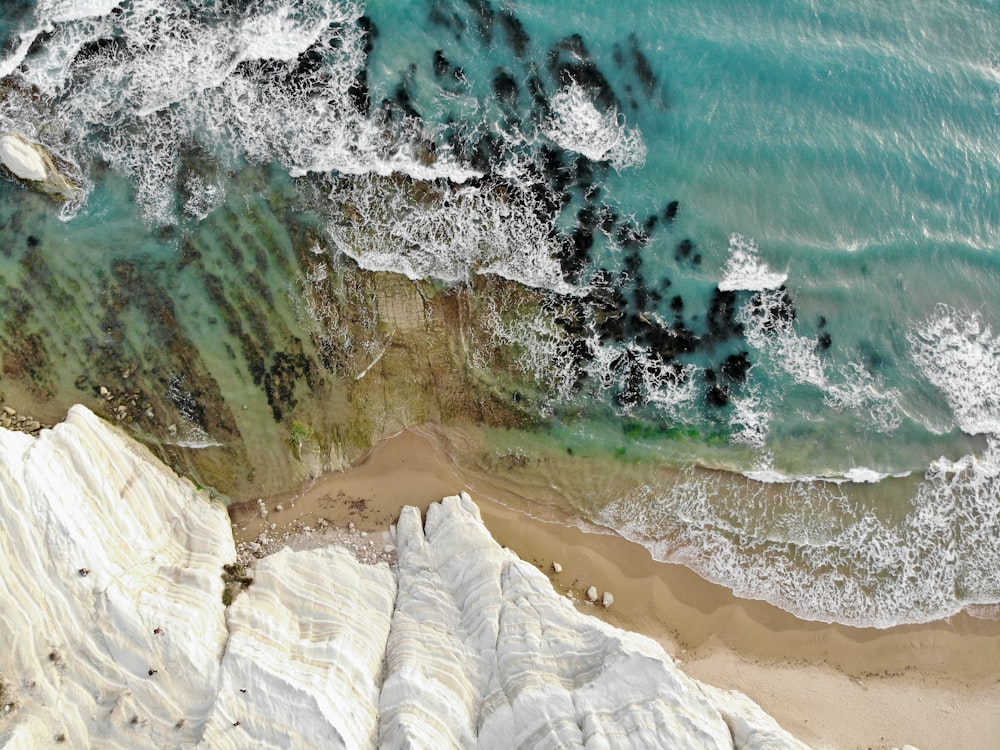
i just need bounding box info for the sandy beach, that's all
[230,428,1000,750]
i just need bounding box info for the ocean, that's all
[0,0,998,628]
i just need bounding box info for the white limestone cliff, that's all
[0,406,809,749]
[0,132,80,201]
[199,545,396,749]
[0,133,46,181]
[0,405,233,748]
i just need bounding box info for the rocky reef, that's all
[0,406,807,748]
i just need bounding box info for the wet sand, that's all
[230,427,1000,750]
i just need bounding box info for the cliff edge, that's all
[0,406,807,749]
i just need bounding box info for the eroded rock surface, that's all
[0,131,79,201]
[0,407,808,749]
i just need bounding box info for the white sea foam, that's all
[737,285,902,434]
[36,0,122,23]
[727,376,771,451]
[823,361,903,434]
[239,0,338,61]
[181,171,224,222]
[9,0,484,227]
[718,234,787,292]
[98,111,182,224]
[742,466,910,484]
[909,305,1000,435]
[325,170,572,292]
[474,291,582,408]
[6,1,620,294]
[738,287,824,386]
[628,345,700,419]
[543,81,646,171]
[0,30,40,79]
[842,466,898,483]
[601,446,1000,627]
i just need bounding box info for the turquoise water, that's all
[2,0,1000,626]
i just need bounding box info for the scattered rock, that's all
[551,562,562,574]
[602,591,614,608]
[586,586,598,602]
[0,403,51,436]
[274,504,284,512]
[236,518,399,568]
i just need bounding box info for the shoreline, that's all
[229,427,1000,750]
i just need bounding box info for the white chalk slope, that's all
[0,406,808,749]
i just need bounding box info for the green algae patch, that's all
[0,163,565,503]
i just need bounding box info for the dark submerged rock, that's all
[706,288,742,340]
[357,15,378,56]
[347,70,370,114]
[616,223,649,250]
[629,34,658,95]
[499,9,530,56]
[462,0,496,43]
[433,49,451,77]
[720,351,751,382]
[493,69,519,107]
[675,238,694,261]
[705,383,729,408]
[548,34,619,112]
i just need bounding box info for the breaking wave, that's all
[718,234,787,292]
[910,305,1000,436]
[543,81,646,171]
[601,443,1000,627]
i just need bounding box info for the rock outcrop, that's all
[0,406,809,749]
[0,405,233,748]
[0,131,79,201]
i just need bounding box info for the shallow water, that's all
[1,0,999,627]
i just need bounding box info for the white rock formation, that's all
[0,133,47,181]
[0,407,809,749]
[0,132,79,200]
[199,546,395,749]
[0,405,233,748]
